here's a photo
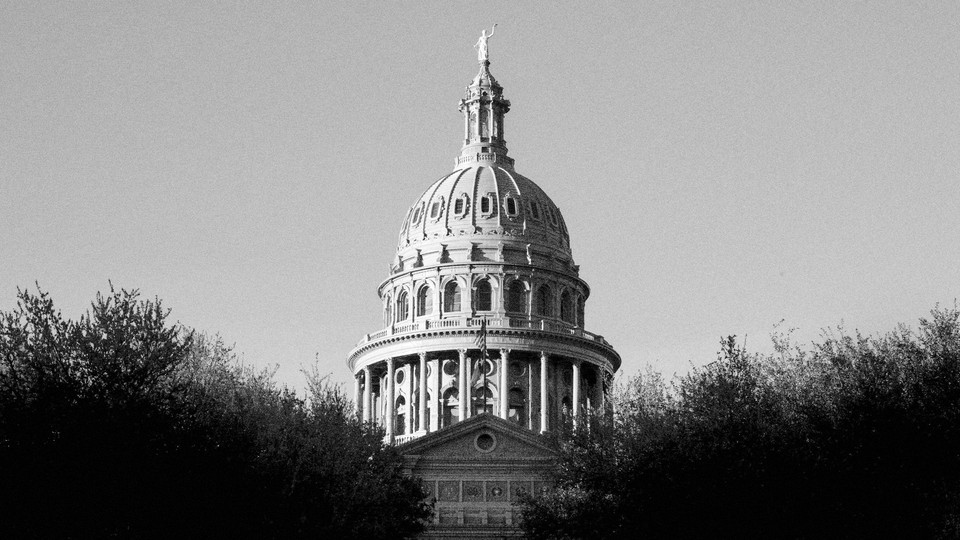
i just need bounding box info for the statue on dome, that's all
[475,24,496,63]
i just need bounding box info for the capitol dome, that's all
[348,50,620,446]
[395,164,576,277]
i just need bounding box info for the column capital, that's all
[386,357,395,367]
[499,348,511,357]
[418,351,428,360]
[457,348,468,358]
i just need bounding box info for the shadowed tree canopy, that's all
[0,286,431,539]
[520,307,960,540]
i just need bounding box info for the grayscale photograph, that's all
[1,2,959,538]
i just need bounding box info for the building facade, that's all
[347,38,620,537]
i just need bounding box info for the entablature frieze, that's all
[348,326,619,375]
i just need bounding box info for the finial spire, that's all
[457,27,513,169]
[474,24,497,64]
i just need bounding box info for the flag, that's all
[470,357,483,386]
[473,317,487,351]
[472,318,488,412]
[471,318,487,387]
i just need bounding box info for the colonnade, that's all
[355,350,604,444]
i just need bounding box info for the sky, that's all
[2,1,958,392]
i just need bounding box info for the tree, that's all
[519,307,960,539]
[0,286,431,538]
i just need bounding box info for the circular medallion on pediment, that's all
[474,432,497,453]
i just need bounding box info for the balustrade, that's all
[354,315,610,348]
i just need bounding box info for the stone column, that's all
[465,353,474,419]
[594,365,604,412]
[457,349,467,423]
[527,360,535,429]
[353,373,360,415]
[540,352,549,433]
[430,359,440,431]
[386,358,395,443]
[473,100,483,142]
[499,349,510,419]
[572,360,582,425]
[363,366,372,423]
[404,363,413,435]
[418,352,428,433]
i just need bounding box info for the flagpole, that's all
[472,317,488,415]
[481,317,487,413]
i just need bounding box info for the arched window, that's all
[417,286,433,316]
[474,279,492,312]
[442,388,459,428]
[396,291,409,322]
[560,291,574,324]
[535,285,553,317]
[444,281,461,313]
[577,297,585,328]
[508,388,526,426]
[473,386,494,416]
[507,280,528,314]
[384,296,392,326]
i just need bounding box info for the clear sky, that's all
[2,2,958,392]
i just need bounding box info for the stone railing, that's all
[391,431,427,445]
[455,152,515,167]
[356,316,610,348]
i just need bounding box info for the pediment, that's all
[399,413,556,464]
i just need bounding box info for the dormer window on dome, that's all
[529,200,541,220]
[453,194,469,217]
[480,193,496,216]
[429,198,444,221]
[504,195,518,217]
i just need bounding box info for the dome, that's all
[394,162,574,273]
[348,45,620,457]
[388,59,579,278]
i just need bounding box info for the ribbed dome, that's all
[397,163,571,259]
[349,37,621,463]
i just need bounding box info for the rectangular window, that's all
[481,197,490,213]
[454,199,464,214]
[506,198,517,215]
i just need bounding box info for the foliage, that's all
[0,286,431,539]
[519,307,960,539]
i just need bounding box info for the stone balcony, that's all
[355,316,610,349]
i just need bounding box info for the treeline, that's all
[520,308,960,539]
[0,287,431,539]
